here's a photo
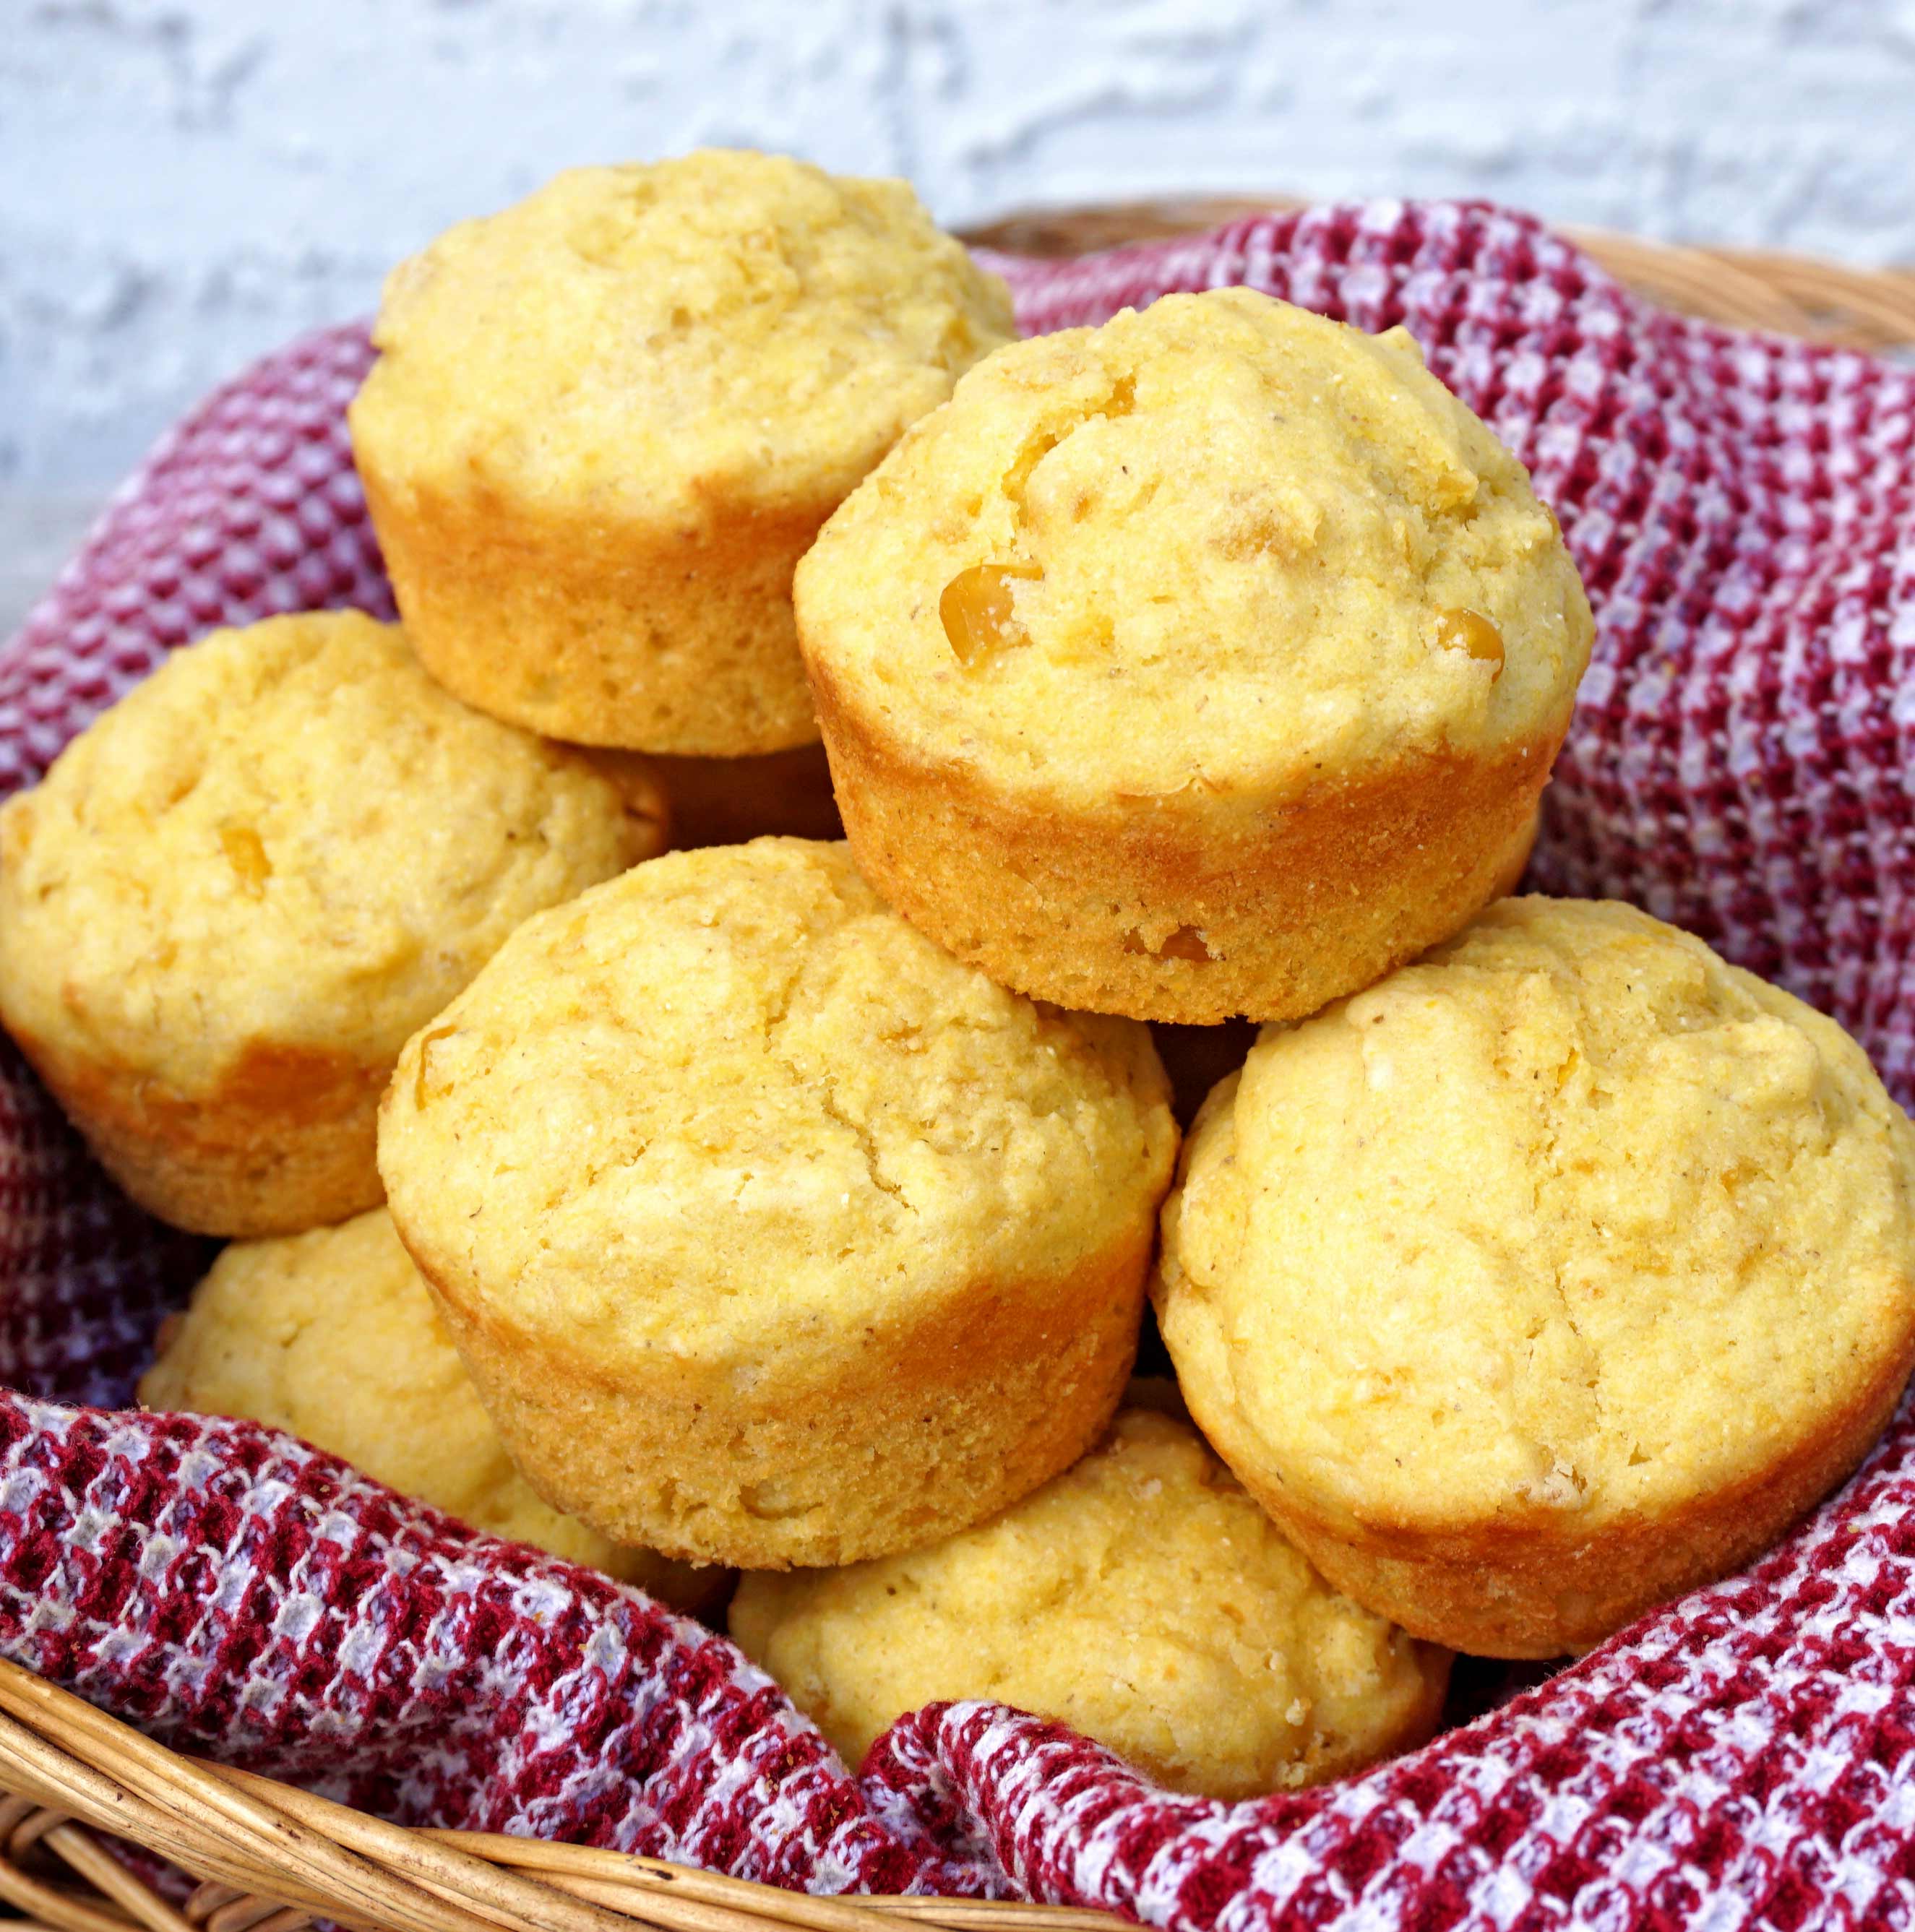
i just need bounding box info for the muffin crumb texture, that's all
[0,611,642,1090]
[351,152,1015,755]
[796,288,1590,1023]
[386,838,1172,1345]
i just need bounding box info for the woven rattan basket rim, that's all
[4,195,1912,1932]
[0,1660,1119,1932]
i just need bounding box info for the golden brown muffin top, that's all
[139,1207,717,1607]
[0,611,650,1095]
[796,287,1592,808]
[352,150,1015,525]
[1158,897,1915,1536]
[730,1404,1447,1797]
[379,839,1176,1369]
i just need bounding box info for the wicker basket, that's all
[3,198,1912,1932]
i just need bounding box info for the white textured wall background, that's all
[3,0,1914,491]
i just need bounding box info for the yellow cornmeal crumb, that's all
[729,1405,1449,1798]
[354,150,1015,525]
[0,611,643,1096]
[382,839,1173,1359]
[137,1208,718,1610]
[1159,897,1915,1534]
[796,287,1591,807]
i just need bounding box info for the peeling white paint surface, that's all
[3,0,1914,490]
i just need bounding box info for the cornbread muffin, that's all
[0,612,655,1236]
[378,838,1177,1569]
[795,288,1591,1022]
[351,150,1015,755]
[139,1208,722,1613]
[580,741,843,850]
[1156,897,1915,1656]
[731,1401,1449,1795]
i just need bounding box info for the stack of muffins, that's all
[7,150,1914,1803]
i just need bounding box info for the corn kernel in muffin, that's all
[796,288,1590,1022]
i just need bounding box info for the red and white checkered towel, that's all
[4,199,1914,1930]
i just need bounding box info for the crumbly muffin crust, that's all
[378,837,1177,1569]
[731,1402,1449,1797]
[1156,897,1915,1655]
[796,288,1591,1020]
[140,1207,721,1612]
[0,611,652,1234]
[352,150,1015,754]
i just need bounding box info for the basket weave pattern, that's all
[1,198,1914,1932]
